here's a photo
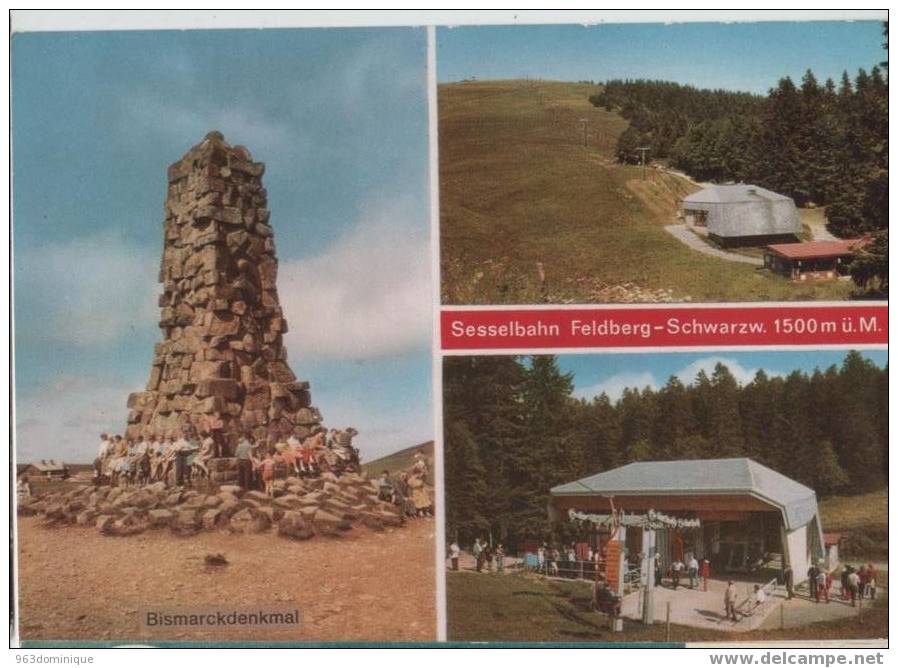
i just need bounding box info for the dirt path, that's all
[805,212,839,241]
[15,515,435,643]
[664,224,764,266]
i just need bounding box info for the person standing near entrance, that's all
[724,580,739,622]
[865,563,877,599]
[687,555,699,589]
[847,568,861,606]
[815,568,829,604]
[783,564,794,599]
[473,538,484,572]
[808,563,819,601]
[654,551,663,588]
[671,558,684,590]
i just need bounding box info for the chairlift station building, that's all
[682,185,801,247]
[550,458,824,582]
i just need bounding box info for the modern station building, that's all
[682,184,801,247]
[549,458,824,582]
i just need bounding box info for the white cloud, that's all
[280,198,432,360]
[14,375,143,463]
[574,371,658,402]
[16,235,158,346]
[573,357,785,403]
[674,356,781,387]
[119,93,298,160]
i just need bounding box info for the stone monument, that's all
[126,131,322,452]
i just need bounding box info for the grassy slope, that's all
[361,441,434,478]
[447,572,887,643]
[439,80,851,304]
[819,488,888,559]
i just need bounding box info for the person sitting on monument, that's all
[155,436,176,484]
[331,431,354,468]
[116,437,132,487]
[95,433,113,480]
[192,431,216,479]
[377,470,393,501]
[132,437,151,485]
[276,434,300,476]
[171,431,197,485]
[298,436,317,476]
[97,433,112,459]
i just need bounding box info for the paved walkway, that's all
[620,579,777,631]
[620,577,883,633]
[664,224,764,266]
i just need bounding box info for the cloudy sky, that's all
[438,21,885,93]
[562,350,888,403]
[12,28,432,464]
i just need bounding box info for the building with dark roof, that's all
[682,185,801,247]
[19,459,69,480]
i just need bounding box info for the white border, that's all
[7,8,893,655]
[9,10,889,32]
[427,25,448,643]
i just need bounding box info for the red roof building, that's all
[764,239,869,281]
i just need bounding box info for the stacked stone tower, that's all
[126,131,322,447]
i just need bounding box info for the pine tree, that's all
[706,364,745,457]
[444,419,489,543]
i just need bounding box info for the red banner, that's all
[441,304,888,350]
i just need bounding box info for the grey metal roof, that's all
[683,184,791,205]
[682,185,801,239]
[551,458,818,531]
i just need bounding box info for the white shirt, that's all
[449,543,460,558]
[98,439,112,459]
[755,590,767,604]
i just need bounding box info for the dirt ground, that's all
[15,515,436,644]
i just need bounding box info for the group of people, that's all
[94,421,360,492]
[470,538,507,573]
[806,562,877,606]
[654,552,708,590]
[375,450,433,517]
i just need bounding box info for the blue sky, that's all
[437,21,886,93]
[12,27,432,463]
[559,350,888,402]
